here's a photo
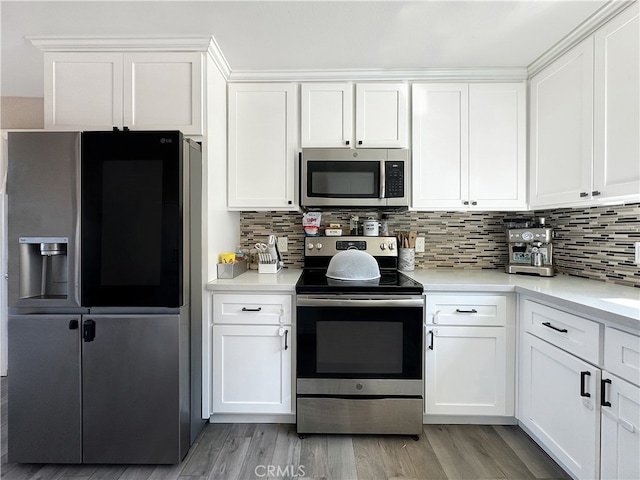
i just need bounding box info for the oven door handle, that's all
[297,296,424,308]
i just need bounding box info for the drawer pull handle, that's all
[241,307,262,312]
[542,322,567,333]
[428,330,434,350]
[284,329,289,350]
[580,371,591,398]
[601,378,612,407]
[620,419,635,433]
[455,309,477,314]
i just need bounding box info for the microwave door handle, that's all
[380,160,386,199]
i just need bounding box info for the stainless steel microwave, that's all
[301,148,409,208]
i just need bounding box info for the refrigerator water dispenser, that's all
[19,237,69,299]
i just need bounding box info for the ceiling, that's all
[0,0,614,96]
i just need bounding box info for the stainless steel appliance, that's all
[505,217,555,277]
[301,148,409,208]
[295,237,424,438]
[7,130,205,464]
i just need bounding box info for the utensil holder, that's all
[258,262,282,274]
[398,248,415,271]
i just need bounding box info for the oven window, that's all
[307,161,380,198]
[317,321,402,374]
[297,305,422,379]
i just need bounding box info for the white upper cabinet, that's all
[529,37,595,208]
[356,83,408,148]
[44,51,204,134]
[123,52,203,133]
[301,83,408,148]
[44,52,124,131]
[227,83,298,211]
[300,83,353,147]
[530,3,639,208]
[593,3,640,202]
[412,82,526,211]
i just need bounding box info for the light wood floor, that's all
[1,377,569,480]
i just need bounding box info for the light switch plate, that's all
[415,237,425,253]
[277,236,288,253]
[635,242,640,264]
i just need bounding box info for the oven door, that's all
[296,295,424,396]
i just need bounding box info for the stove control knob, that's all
[388,242,395,251]
[316,243,323,250]
[307,243,314,250]
[380,243,387,250]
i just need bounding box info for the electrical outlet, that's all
[635,242,640,265]
[277,236,288,253]
[415,236,425,253]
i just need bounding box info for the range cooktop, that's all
[295,269,423,295]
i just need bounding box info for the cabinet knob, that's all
[592,190,601,196]
[345,140,350,145]
[358,140,363,145]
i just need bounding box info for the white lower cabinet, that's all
[601,326,640,480]
[425,293,514,417]
[519,332,600,479]
[426,326,509,415]
[211,293,293,415]
[600,373,640,480]
[519,299,640,480]
[212,324,292,414]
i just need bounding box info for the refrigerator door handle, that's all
[82,319,96,342]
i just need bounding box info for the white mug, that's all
[363,219,379,236]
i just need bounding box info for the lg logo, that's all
[160,138,173,144]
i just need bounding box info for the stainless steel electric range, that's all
[295,236,424,439]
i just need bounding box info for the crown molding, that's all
[527,0,635,77]
[227,67,529,83]
[27,35,231,80]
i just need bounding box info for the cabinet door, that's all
[529,38,594,208]
[468,83,526,211]
[44,52,123,130]
[212,325,292,414]
[519,332,600,480]
[601,373,640,480]
[82,314,186,464]
[412,83,469,209]
[301,83,353,148]
[356,83,408,148]
[123,52,203,135]
[593,3,640,202]
[228,83,298,210]
[425,326,512,416]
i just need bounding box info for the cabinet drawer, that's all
[605,327,640,386]
[213,294,292,325]
[521,299,601,364]
[426,294,507,326]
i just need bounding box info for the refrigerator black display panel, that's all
[81,131,183,307]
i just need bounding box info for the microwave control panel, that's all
[385,161,405,198]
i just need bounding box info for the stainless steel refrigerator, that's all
[7,130,205,464]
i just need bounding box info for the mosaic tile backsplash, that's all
[240,203,640,288]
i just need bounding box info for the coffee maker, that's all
[505,217,555,277]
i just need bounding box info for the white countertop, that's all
[206,268,639,331]
[206,268,303,292]
[405,269,640,331]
